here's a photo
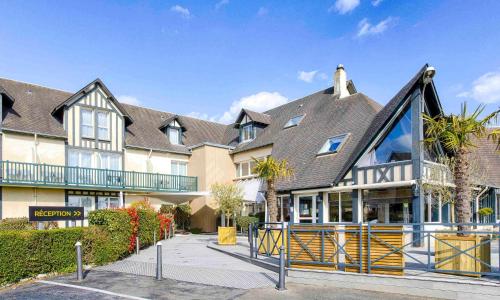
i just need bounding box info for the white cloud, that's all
[458,72,500,104]
[215,0,229,10]
[328,0,360,14]
[357,17,395,37]
[372,0,383,6]
[187,112,219,122]
[298,70,328,83]
[117,95,141,106]
[218,92,288,124]
[170,5,191,18]
[257,7,269,16]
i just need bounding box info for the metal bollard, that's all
[276,245,286,291]
[164,228,167,240]
[156,242,162,280]
[75,241,83,281]
[136,236,140,255]
[248,224,254,258]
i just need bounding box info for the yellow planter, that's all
[435,234,491,277]
[258,229,287,255]
[218,226,236,245]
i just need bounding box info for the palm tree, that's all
[423,103,499,233]
[252,156,294,223]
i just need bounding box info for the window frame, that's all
[168,127,182,145]
[235,160,258,178]
[327,192,353,223]
[171,160,188,176]
[96,110,110,141]
[424,192,442,223]
[80,108,95,139]
[284,114,305,128]
[317,133,349,155]
[240,123,255,143]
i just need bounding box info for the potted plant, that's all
[423,103,499,276]
[478,207,494,223]
[211,183,243,245]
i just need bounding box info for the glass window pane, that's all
[179,162,187,176]
[284,115,304,128]
[340,193,353,222]
[241,162,249,177]
[249,160,256,175]
[328,193,340,222]
[81,152,92,168]
[169,128,179,144]
[319,134,347,154]
[109,197,120,208]
[373,105,412,163]
[97,197,108,210]
[81,109,94,138]
[171,161,178,175]
[299,196,313,218]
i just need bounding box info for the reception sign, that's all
[29,206,84,222]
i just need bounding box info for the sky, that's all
[0,0,499,124]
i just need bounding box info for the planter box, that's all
[218,226,236,245]
[345,225,404,276]
[257,229,287,255]
[434,234,491,277]
[288,225,338,271]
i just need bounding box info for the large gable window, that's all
[81,108,94,138]
[373,105,412,164]
[318,134,348,155]
[97,111,110,140]
[284,115,304,128]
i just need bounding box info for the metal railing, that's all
[250,222,286,259]
[0,160,198,192]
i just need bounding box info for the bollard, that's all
[75,241,83,281]
[156,242,162,280]
[154,232,156,245]
[276,245,286,291]
[248,224,254,258]
[164,228,167,240]
[136,236,140,255]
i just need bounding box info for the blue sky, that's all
[1,0,499,124]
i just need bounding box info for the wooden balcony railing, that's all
[0,160,197,193]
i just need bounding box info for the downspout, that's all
[147,149,153,172]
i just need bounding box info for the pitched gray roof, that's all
[230,87,382,191]
[235,108,272,126]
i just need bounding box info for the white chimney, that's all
[333,64,349,99]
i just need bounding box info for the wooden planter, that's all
[218,226,236,245]
[288,225,338,271]
[258,229,287,255]
[345,225,405,276]
[434,234,491,277]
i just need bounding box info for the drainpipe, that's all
[147,149,153,172]
[34,133,39,164]
[475,187,489,226]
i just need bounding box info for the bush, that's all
[88,209,132,258]
[174,204,191,230]
[236,216,259,231]
[189,228,202,234]
[82,226,117,265]
[0,218,36,230]
[137,209,160,247]
[0,228,83,285]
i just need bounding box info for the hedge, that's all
[0,228,84,285]
[0,207,173,286]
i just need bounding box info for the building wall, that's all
[232,145,272,163]
[124,148,189,173]
[2,132,65,164]
[189,145,235,232]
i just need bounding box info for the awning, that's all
[125,191,209,205]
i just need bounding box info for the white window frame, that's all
[318,133,348,155]
[81,108,94,139]
[169,127,181,145]
[98,152,122,170]
[424,193,442,223]
[171,160,188,176]
[97,196,120,209]
[236,160,258,178]
[68,149,93,168]
[68,195,93,218]
[240,123,255,143]
[284,115,305,128]
[97,110,110,141]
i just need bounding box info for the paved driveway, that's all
[97,234,277,289]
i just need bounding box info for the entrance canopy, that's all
[125,191,209,205]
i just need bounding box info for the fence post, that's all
[276,245,286,291]
[75,241,83,281]
[156,242,162,280]
[136,236,140,255]
[154,231,156,246]
[367,223,371,274]
[249,224,254,258]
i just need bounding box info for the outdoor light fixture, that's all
[423,66,436,84]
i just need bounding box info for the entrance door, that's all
[296,195,318,223]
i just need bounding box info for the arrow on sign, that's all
[73,211,82,217]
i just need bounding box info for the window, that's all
[68,196,93,218]
[171,160,187,176]
[81,109,94,138]
[68,150,92,168]
[362,188,412,223]
[328,192,353,223]
[284,115,304,128]
[169,127,180,145]
[277,195,290,222]
[318,134,348,155]
[424,192,441,223]
[97,111,109,140]
[97,196,120,209]
[297,195,318,223]
[236,160,257,178]
[98,153,121,170]
[240,124,255,142]
[373,105,412,164]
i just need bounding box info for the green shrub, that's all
[174,204,191,230]
[0,217,36,230]
[88,209,132,258]
[137,209,160,247]
[82,226,117,265]
[0,228,83,285]
[189,228,203,234]
[236,216,259,230]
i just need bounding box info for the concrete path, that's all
[97,234,277,289]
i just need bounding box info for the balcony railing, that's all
[0,160,197,193]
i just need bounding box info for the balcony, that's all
[0,160,198,193]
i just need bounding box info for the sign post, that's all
[29,206,84,222]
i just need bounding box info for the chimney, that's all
[333,64,349,99]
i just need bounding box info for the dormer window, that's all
[167,120,182,145]
[240,123,255,142]
[318,134,348,155]
[284,115,304,128]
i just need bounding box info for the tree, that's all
[211,183,244,227]
[423,103,499,233]
[252,156,294,223]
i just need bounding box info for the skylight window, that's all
[284,115,304,128]
[318,134,348,155]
